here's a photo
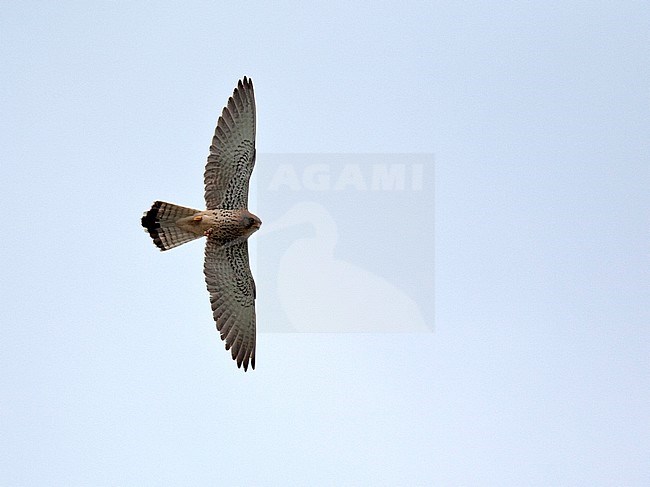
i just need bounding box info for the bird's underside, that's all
[141,76,260,371]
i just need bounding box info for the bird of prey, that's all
[141,77,260,371]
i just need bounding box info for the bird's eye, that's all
[244,217,254,228]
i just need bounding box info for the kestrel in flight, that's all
[141,77,260,371]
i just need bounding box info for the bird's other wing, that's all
[204,76,256,210]
[204,239,256,370]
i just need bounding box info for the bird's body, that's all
[142,203,261,248]
[182,209,261,242]
[141,77,260,371]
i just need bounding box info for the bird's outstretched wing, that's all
[204,77,256,210]
[204,239,256,370]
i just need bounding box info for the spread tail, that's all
[141,201,202,251]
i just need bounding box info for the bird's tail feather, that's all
[141,201,202,251]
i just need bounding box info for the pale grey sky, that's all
[1,2,648,485]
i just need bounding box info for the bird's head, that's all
[241,211,262,236]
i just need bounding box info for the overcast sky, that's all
[1,2,648,485]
